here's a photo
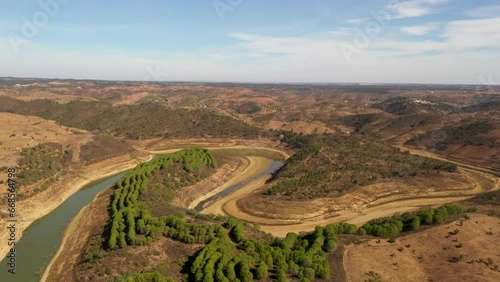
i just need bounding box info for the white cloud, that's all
[443,17,500,50]
[328,28,353,36]
[400,23,438,35]
[387,0,449,19]
[465,5,500,18]
[346,18,369,24]
[229,33,342,57]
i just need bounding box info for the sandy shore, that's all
[190,156,272,210]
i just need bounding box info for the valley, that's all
[0,80,498,281]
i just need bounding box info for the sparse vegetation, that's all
[17,143,66,186]
[0,97,269,140]
[265,131,457,200]
[365,270,383,282]
[407,120,498,150]
[448,254,464,263]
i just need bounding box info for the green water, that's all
[0,173,125,282]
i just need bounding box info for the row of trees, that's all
[360,204,464,237]
[108,149,217,249]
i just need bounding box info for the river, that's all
[0,173,125,282]
[1,153,284,282]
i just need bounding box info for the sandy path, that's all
[343,244,353,282]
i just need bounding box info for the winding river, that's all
[1,151,283,282]
[0,173,125,282]
[2,145,492,281]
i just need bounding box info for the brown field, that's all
[345,213,500,282]
[0,112,92,167]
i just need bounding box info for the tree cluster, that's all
[361,205,464,237]
[108,148,217,249]
[189,220,357,282]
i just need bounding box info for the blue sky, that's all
[1,0,499,84]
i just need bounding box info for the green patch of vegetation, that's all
[361,205,464,237]
[187,221,356,282]
[16,143,68,194]
[265,131,457,200]
[407,120,497,150]
[233,101,262,114]
[108,148,217,249]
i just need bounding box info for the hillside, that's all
[265,132,457,201]
[0,96,265,140]
[406,119,500,170]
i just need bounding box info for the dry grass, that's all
[345,213,500,282]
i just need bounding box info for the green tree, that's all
[224,262,236,281]
[237,261,253,282]
[276,269,288,282]
[411,216,421,231]
[254,262,268,280]
[357,227,367,235]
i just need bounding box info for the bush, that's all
[448,254,464,263]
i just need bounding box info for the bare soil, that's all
[0,112,92,167]
[345,213,500,282]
